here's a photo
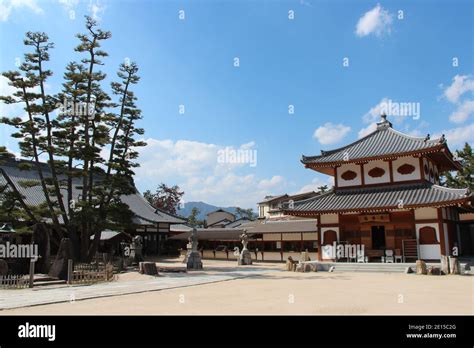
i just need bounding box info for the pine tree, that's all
[442,143,474,191]
[1,16,147,261]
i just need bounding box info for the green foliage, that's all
[144,183,184,215]
[235,207,256,220]
[442,143,474,190]
[317,185,329,193]
[0,16,146,261]
[187,207,205,228]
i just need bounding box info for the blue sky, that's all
[0,0,473,209]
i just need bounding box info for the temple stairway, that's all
[302,261,471,273]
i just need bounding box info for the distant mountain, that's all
[176,201,239,220]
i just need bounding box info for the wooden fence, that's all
[68,261,115,285]
[0,274,29,289]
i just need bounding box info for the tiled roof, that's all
[89,229,131,241]
[168,228,246,241]
[170,223,193,232]
[223,218,253,228]
[257,194,288,204]
[302,119,448,166]
[285,182,472,215]
[0,161,185,225]
[241,219,317,233]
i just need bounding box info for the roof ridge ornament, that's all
[439,134,446,144]
[424,134,430,142]
[376,114,392,130]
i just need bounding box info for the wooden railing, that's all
[0,274,29,289]
[68,261,115,285]
[402,239,419,262]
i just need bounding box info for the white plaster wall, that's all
[282,252,302,260]
[282,233,302,241]
[214,251,228,259]
[393,156,421,182]
[302,232,318,240]
[337,163,362,187]
[264,252,282,261]
[320,214,339,224]
[416,223,441,260]
[364,159,390,185]
[263,233,281,241]
[419,245,441,260]
[414,207,438,220]
[207,211,235,226]
[203,250,214,258]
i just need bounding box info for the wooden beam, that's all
[317,214,322,261]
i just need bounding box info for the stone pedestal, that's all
[186,251,203,270]
[238,249,252,265]
[139,262,158,275]
[415,260,427,275]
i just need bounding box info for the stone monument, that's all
[238,229,252,265]
[186,228,203,270]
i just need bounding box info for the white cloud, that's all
[133,138,286,209]
[257,175,286,190]
[443,75,474,104]
[434,124,474,147]
[0,75,40,119]
[358,123,377,138]
[355,4,393,38]
[0,0,43,21]
[313,122,351,145]
[449,100,474,124]
[297,176,334,194]
[362,97,389,123]
[88,0,105,20]
[58,0,79,9]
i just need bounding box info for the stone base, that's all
[238,250,252,265]
[186,251,203,270]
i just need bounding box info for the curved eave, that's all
[284,197,472,216]
[302,145,445,170]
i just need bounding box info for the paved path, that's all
[0,267,276,310]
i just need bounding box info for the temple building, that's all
[0,159,185,255]
[285,115,473,262]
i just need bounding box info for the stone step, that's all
[33,279,67,287]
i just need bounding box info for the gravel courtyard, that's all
[1,260,472,315]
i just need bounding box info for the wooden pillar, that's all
[317,214,322,261]
[388,159,394,183]
[156,223,161,256]
[360,164,365,186]
[437,208,447,256]
[67,259,73,285]
[280,233,283,261]
[29,260,35,288]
